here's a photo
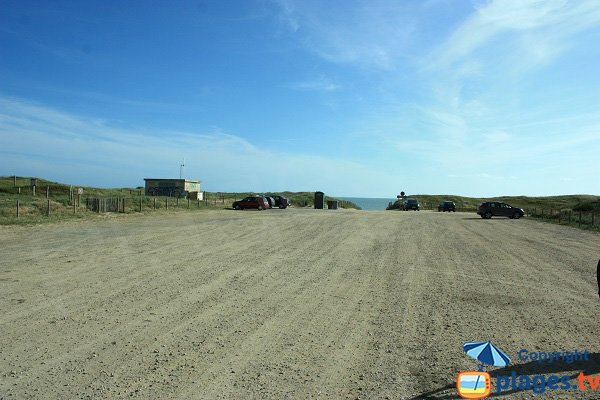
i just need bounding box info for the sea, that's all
[339,197,397,211]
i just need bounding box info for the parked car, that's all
[272,195,290,209]
[477,202,524,219]
[232,196,269,210]
[404,198,420,211]
[438,201,456,212]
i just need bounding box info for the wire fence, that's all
[0,191,238,222]
[525,208,599,230]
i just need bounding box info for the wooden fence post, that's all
[16,200,19,218]
[154,198,156,210]
[46,185,49,199]
[47,199,50,216]
[140,197,143,212]
[73,202,76,214]
[166,198,168,210]
[197,199,200,208]
[187,198,190,208]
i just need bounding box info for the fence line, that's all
[526,208,598,229]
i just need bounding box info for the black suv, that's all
[403,198,420,211]
[477,202,524,219]
[272,195,289,209]
[438,201,456,212]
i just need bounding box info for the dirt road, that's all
[1,209,598,399]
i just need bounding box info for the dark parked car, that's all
[438,201,456,212]
[272,195,289,209]
[404,198,420,211]
[232,196,269,210]
[477,202,524,219]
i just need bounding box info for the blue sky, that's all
[1,0,599,197]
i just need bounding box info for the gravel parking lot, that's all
[1,209,598,399]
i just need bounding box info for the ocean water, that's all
[339,197,397,211]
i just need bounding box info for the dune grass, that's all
[0,176,361,225]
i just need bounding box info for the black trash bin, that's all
[327,200,338,210]
[314,191,324,209]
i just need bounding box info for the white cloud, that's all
[286,77,340,92]
[0,96,399,196]
[273,0,417,70]
[428,0,600,71]
[483,131,511,143]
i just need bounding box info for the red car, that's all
[232,196,269,210]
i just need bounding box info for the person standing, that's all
[597,259,600,298]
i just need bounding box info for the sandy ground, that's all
[0,208,599,399]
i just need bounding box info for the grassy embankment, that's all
[387,194,600,230]
[387,194,600,212]
[0,176,360,225]
[1,176,597,229]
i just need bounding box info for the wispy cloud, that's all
[273,0,417,70]
[286,76,340,92]
[0,96,398,195]
[427,0,600,72]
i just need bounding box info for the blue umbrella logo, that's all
[464,341,511,371]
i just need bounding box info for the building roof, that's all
[144,178,201,183]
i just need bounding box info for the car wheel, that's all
[258,205,263,210]
[234,205,240,210]
[513,212,521,219]
[484,211,492,219]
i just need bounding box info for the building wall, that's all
[184,181,201,192]
[144,179,201,197]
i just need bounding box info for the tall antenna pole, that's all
[180,158,185,179]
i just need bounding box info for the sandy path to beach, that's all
[1,209,598,399]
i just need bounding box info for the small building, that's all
[144,178,202,199]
